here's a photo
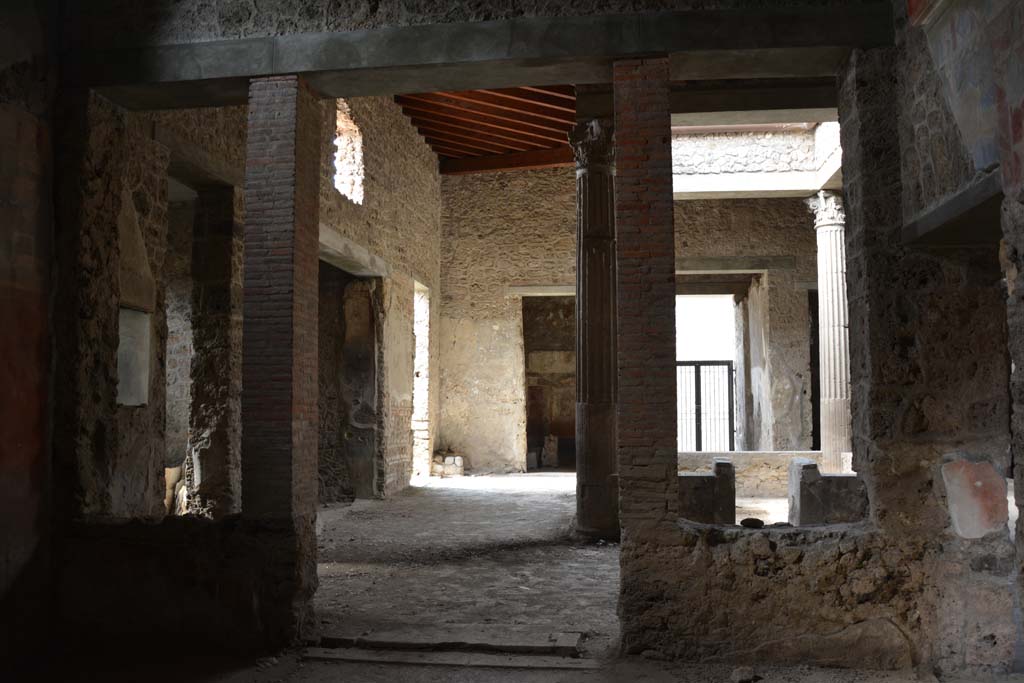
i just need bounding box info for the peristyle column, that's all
[571,119,619,539]
[807,190,852,473]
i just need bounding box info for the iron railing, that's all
[676,360,735,452]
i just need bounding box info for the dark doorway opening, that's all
[522,296,576,470]
[318,261,380,501]
[808,289,822,452]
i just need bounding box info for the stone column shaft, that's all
[808,191,852,472]
[571,119,619,539]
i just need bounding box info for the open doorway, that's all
[522,296,576,471]
[411,282,431,479]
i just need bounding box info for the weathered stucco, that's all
[523,296,576,463]
[676,198,817,451]
[440,168,818,468]
[672,130,818,175]
[439,167,576,472]
[319,96,441,496]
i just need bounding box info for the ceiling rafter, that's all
[397,84,576,174]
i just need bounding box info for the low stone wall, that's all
[678,451,822,498]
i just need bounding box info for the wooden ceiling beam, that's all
[408,118,540,152]
[420,132,507,155]
[422,136,490,157]
[478,87,577,114]
[406,113,550,149]
[435,89,575,124]
[428,142,474,159]
[396,100,567,145]
[398,93,572,135]
[520,85,576,101]
[439,146,574,175]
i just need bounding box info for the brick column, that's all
[806,190,852,473]
[613,58,677,527]
[242,75,321,640]
[188,186,243,515]
[571,119,619,539]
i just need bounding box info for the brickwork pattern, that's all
[241,75,321,522]
[613,57,677,525]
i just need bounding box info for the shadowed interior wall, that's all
[439,167,576,472]
[523,296,576,466]
[0,0,55,661]
[318,262,380,501]
[319,96,441,495]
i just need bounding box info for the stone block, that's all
[526,450,539,471]
[678,459,736,524]
[542,435,559,468]
[941,458,1008,539]
[788,459,867,526]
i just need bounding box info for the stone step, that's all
[304,647,601,670]
[320,625,582,657]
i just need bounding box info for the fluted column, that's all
[807,191,852,473]
[571,119,619,539]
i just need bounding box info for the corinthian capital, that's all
[569,119,614,169]
[807,190,845,228]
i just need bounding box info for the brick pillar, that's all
[613,58,677,527]
[242,75,321,641]
[571,119,619,539]
[188,186,242,516]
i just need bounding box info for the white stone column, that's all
[807,191,852,473]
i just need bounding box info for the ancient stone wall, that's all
[676,198,816,450]
[0,0,55,661]
[52,94,249,522]
[318,264,355,503]
[439,167,576,472]
[523,296,576,462]
[897,22,976,221]
[164,202,194,470]
[318,95,441,496]
[672,130,817,176]
[440,168,817,467]
[64,0,885,48]
[616,22,1016,674]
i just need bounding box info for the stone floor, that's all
[51,472,1024,681]
[315,472,621,658]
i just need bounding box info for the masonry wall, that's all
[318,96,441,496]
[523,296,576,462]
[53,99,248,522]
[64,0,886,49]
[165,202,194,473]
[676,198,816,450]
[439,167,576,472]
[440,168,816,467]
[615,10,1016,675]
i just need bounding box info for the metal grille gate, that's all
[676,361,735,451]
